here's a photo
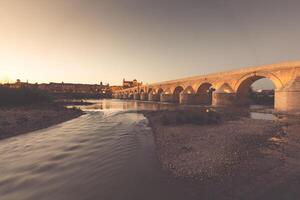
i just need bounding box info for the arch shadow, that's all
[196,82,215,105]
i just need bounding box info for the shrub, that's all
[0,87,52,106]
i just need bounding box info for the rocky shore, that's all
[0,103,83,140]
[143,109,300,199]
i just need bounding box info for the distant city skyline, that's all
[1,0,299,87]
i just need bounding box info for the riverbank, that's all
[0,103,83,140]
[143,109,300,199]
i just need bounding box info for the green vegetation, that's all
[0,87,52,107]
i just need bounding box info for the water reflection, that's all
[78,99,179,111]
[80,100,280,122]
[250,112,276,120]
[0,99,198,200]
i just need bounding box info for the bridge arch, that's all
[235,72,280,105]
[183,86,195,94]
[157,88,164,94]
[196,82,215,105]
[234,71,283,91]
[173,86,184,103]
[196,82,214,93]
[162,88,172,94]
[128,91,134,99]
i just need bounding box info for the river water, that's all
[0,100,201,200]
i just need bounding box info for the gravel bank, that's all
[144,110,300,199]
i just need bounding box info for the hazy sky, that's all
[0,0,299,86]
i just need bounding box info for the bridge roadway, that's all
[113,61,300,112]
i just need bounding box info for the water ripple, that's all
[0,100,195,200]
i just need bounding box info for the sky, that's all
[0,0,300,87]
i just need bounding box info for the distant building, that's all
[1,79,111,94]
[2,79,37,89]
[122,79,142,89]
[40,82,110,94]
[110,85,123,92]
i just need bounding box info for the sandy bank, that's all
[0,104,83,140]
[144,110,300,199]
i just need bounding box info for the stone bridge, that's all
[113,61,300,112]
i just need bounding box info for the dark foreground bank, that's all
[0,87,86,140]
[0,103,83,140]
[143,108,300,199]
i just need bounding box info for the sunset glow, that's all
[1,0,300,86]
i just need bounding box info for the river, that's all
[0,100,203,200]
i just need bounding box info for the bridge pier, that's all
[180,93,199,104]
[122,94,128,99]
[275,77,300,112]
[149,93,160,101]
[133,93,141,100]
[196,94,212,104]
[212,92,236,106]
[160,93,174,102]
[128,93,134,100]
[140,93,149,101]
[212,83,236,106]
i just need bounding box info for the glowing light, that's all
[224,89,231,93]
